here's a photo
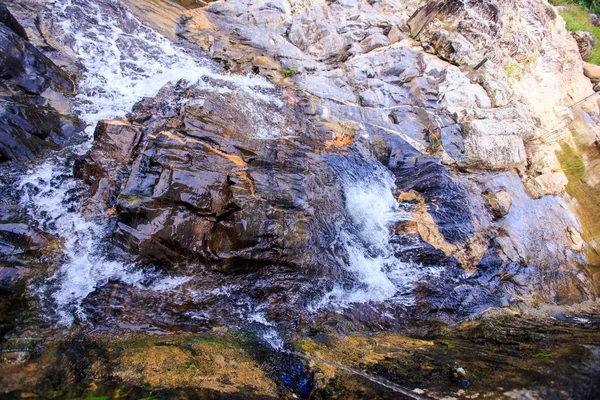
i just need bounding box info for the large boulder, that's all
[78,82,345,280]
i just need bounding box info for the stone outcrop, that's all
[104,0,600,319]
[483,189,512,219]
[0,3,80,162]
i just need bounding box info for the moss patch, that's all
[280,68,298,78]
[557,142,600,267]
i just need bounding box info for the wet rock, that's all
[571,30,595,60]
[0,223,49,264]
[0,267,21,292]
[0,4,27,41]
[393,158,474,244]
[0,24,73,95]
[77,80,356,327]
[483,189,511,219]
[0,92,64,162]
[75,120,142,206]
[0,6,80,163]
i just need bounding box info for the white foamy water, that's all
[19,163,189,323]
[48,0,280,145]
[18,0,283,324]
[313,166,437,310]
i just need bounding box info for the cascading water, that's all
[14,0,436,331]
[16,0,283,325]
[314,150,442,312]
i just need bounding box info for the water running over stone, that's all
[12,0,442,331]
[16,0,289,325]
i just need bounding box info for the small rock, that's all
[568,226,584,250]
[1,338,40,364]
[571,31,595,59]
[0,266,22,291]
[395,220,419,235]
[582,61,600,81]
[450,362,471,388]
[359,32,390,53]
[387,25,406,44]
[589,13,600,27]
[483,189,512,219]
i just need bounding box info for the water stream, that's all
[17,0,283,325]
[14,0,433,332]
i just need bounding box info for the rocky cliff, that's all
[2,0,600,399]
[99,0,600,318]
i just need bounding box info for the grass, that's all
[550,0,600,64]
[280,68,298,78]
[530,352,559,359]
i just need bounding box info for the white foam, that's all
[261,328,284,350]
[311,171,407,309]
[19,163,188,324]
[49,0,281,148]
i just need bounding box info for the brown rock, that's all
[583,61,600,81]
[483,189,512,219]
[408,0,444,38]
[571,30,595,59]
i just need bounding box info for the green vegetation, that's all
[280,68,298,78]
[557,141,600,267]
[553,0,600,14]
[550,0,600,63]
[506,62,522,80]
[531,352,559,359]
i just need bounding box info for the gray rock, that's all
[359,32,390,53]
[460,119,527,170]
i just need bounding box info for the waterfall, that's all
[17,0,280,324]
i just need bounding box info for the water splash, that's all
[18,0,282,324]
[48,0,280,145]
[18,162,189,324]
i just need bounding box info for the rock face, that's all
[63,0,597,330]
[0,3,80,162]
[78,83,345,278]
[0,0,597,334]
